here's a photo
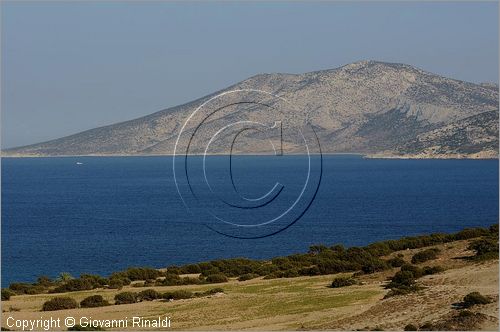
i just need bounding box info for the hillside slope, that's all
[3,61,498,158]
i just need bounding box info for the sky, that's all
[1,1,498,148]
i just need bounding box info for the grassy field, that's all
[2,239,498,330]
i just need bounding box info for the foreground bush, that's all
[387,257,406,268]
[463,292,491,307]
[411,248,440,264]
[205,273,228,283]
[331,276,357,288]
[238,273,259,281]
[162,290,193,300]
[80,295,109,308]
[9,283,45,295]
[468,238,499,260]
[114,292,137,305]
[42,297,78,311]
[1,288,15,301]
[137,289,160,301]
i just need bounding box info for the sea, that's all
[1,155,498,286]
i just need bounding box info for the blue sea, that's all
[1,155,498,286]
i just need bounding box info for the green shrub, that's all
[468,238,499,260]
[238,273,259,281]
[2,288,15,301]
[42,297,78,311]
[114,292,137,305]
[422,266,444,275]
[331,276,357,288]
[9,283,45,295]
[52,279,94,293]
[204,287,224,295]
[162,290,193,300]
[80,295,109,308]
[463,292,491,307]
[411,248,440,264]
[387,257,406,268]
[36,276,54,287]
[108,278,129,290]
[205,273,228,283]
[137,289,159,301]
[400,264,424,278]
[361,259,388,274]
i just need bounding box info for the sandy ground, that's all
[1,240,498,331]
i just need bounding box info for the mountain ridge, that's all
[3,61,499,158]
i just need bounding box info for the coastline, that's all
[1,152,498,160]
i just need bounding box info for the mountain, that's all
[3,61,498,158]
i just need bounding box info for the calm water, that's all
[1,155,498,286]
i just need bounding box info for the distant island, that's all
[2,61,498,159]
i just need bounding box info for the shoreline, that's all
[1,152,498,160]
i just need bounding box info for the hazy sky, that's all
[1,1,498,148]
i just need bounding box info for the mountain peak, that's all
[3,62,498,159]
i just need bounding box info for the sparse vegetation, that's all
[1,288,15,301]
[80,295,109,308]
[331,276,357,288]
[238,273,259,281]
[462,292,491,308]
[114,292,138,305]
[4,225,496,305]
[411,248,440,264]
[384,263,444,298]
[468,238,499,260]
[137,289,160,301]
[162,290,193,300]
[386,257,406,268]
[205,273,228,283]
[42,297,78,311]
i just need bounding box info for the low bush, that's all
[387,257,406,268]
[114,292,137,305]
[42,297,78,311]
[331,276,357,288]
[2,288,15,301]
[411,248,440,264]
[137,289,160,301]
[462,292,491,307]
[468,238,499,260]
[162,290,193,300]
[80,295,109,308]
[238,273,259,281]
[205,273,228,283]
[110,267,162,281]
[52,279,94,293]
[422,266,444,275]
[9,283,45,295]
[194,288,224,297]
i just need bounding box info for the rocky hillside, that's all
[3,61,498,158]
